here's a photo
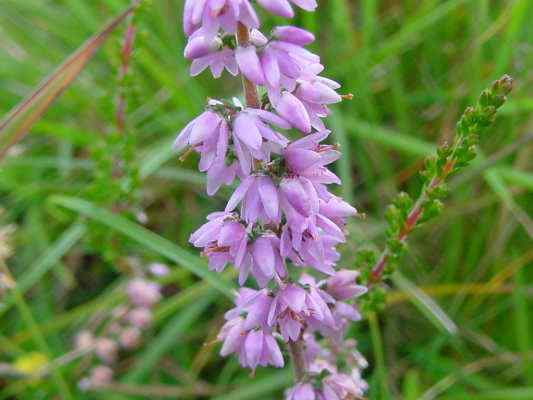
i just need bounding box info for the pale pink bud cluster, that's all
[76,263,167,389]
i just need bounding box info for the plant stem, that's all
[236,23,260,108]
[288,339,307,382]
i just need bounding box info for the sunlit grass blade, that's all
[347,119,436,157]
[392,272,458,336]
[0,2,138,160]
[50,195,234,297]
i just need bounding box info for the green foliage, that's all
[0,1,531,399]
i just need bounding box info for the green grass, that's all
[0,0,531,398]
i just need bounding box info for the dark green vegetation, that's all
[0,1,532,399]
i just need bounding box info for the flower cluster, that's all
[77,263,166,389]
[177,2,368,398]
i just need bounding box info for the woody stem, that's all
[236,23,260,108]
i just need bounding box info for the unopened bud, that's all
[149,262,169,277]
[127,278,161,308]
[95,338,118,364]
[88,366,113,387]
[127,307,152,328]
[119,327,142,349]
[75,331,95,351]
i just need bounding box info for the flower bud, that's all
[127,278,161,308]
[120,327,142,349]
[88,366,113,387]
[95,338,118,364]
[273,26,315,45]
[75,330,95,351]
[184,35,221,59]
[127,307,152,329]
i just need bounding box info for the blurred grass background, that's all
[0,0,532,399]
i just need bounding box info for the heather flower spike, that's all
[177,1,368,398]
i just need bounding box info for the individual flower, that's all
[273,26,315,46]
[231,108,290,175]
[326,270,367,302]
[184,30,223,59]
[127,278,161,308]
[218,317,284,370]
[94,338,118,364]
[285,383,316,400]
[127,307,153,328]
[275,91,312,133]
[183,0,259,37]
[86,366,113,388]
[257,0,318,18]
[322,372,367,400]
[292,74,343,131]
[189,212,247,272]
[174,110,238,195]
[225,174,281,224]
[267,283,307,341]
[189,47,239,78]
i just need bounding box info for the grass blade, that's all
[0,2,138,160]
[50,195,234,298]
[0,222,85,317]
[212,371,293,400]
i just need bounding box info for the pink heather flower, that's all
[95,337,118,364]
[149,262,169,277]
[286,383,316,400]
[179,0,367,392]
[218,317,284,370]
[322,373,367,400]
[88,366,113,387]
[190,212,246,272]
[283,131,341,181]
[126,278,161,308]
[326,270,367,302]
[75,330,95,351]
[191,213,286,286]
[242,233,287,287]
[183,0,259,37]
[275,91,312,133]
[231,109,290,175]
[190,47,239,78]
[225,288,272,329]
[119,327,142,349]
[263,41,320,90]
[236,45,266,85]
[127,307,153,328]
[319,196,357,227]
[257,0,317,18]
[184,30,223,59]
[226,175,281,224]
[273,26,315,46]
[174,110,237,195]
[294,76,343,131]
[267,284,307,341]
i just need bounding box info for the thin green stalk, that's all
[1,264,73,399]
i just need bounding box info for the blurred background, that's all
[0,0,532,399]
